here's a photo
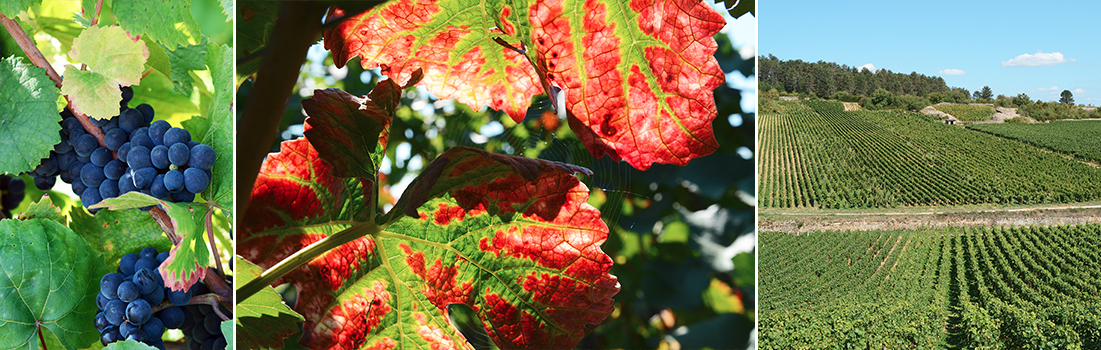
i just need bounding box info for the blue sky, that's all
[760,0,1100,105]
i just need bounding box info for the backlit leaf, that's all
[0,0,39,17]
[60,67,120,120]
[243,143,618,349]
[0,219,108,350]
[323,0,725,170]
[203,42,233,214]
[68,25,149,87]
[302,76,415,179]
[0,56,61,174]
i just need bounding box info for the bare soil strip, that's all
[760,205,1101,233]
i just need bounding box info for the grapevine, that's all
[0,0,232,349]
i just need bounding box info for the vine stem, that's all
[150,206,181,244]
[38,328,46,350]
[0,13,62,87]
[236,221,379,301]
[237,2,326,218]
[90,0,103,26]
[206,210,225,279]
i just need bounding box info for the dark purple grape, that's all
[184,167,210,194]
[75,134,98,157]
[104,160,126,180]
[99,179,119,199]
[133,268,159,294]
[136,104,155,123]
[119,253,139,275]
[105,128,128,150]
[118,142,132,162]
[126,299,152,325]
[131,167,157,189]
[164,170,185,193]
[151,174,169,199]
[119,108,144,133]
[117,280,140,302]
[104,299,127,325]
[150,145,170,170]
[169,143,190,166]
[157,306,185,329]
[163,127,191,145]
[81,163,106,188]
[149,120,171,145]
[100,273,124,299]
[127,146,153,169]
[188,144,216,170]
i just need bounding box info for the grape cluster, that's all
[96,246,229,349]
[0,175,26,218]
[31,86,217,211]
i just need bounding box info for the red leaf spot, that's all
[520,272,616,334]
[404,247,474,309]
[433,203,467,225]
[305,281,393,350]
[413,312,460,350]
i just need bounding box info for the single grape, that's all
[131,167,158,189]
[104,299,127,325]
[156,252,169,263]
[33,154,58,175]
[104,160,127,180]
[142,316,166,341]
[121,86,134,104]
[203,312,222,334]
[119,171,137,194]
[33,175,55,191]
[118,142,132,162]
[81,187,103,209]
[120,321,140,338]
[75,134,98,157]
[127,146,153,169]
[119,253,139,275]
[133,268,159,294]
[131,132,155,149]
[100,273,124,299]
[68,128,86,146]
[105,128,128,150]
[90,147,112,167]
[97,291,110,309]
[135,256,159,273]
[149,120,171,145]
[167,287,193,306]
[136,104,155,124]
[100,325,121,346]
[141,287,165,306]
[117,280,140,302]
[191,323,213,342]
[130,126,149,141]
[71,178,88,199]
[95,311,110,332]
[126,299,152,325]
[163,127,191,145]
[150,145,170,170]
[119,108,144,133]
[168,143,190,167]
[212,337,227,350]
[188,144,216,170]
[99,179,120,199]
[157,306,185,329]
[140,247,158,260]
[151,174,169,199]
[164,170,185,193]
[81,163,107,188]
[184,167,210,194]
[57,150,76,170]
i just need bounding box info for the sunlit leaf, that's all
[0,57,61,174]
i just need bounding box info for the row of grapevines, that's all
[931,104,996,122]
[759,224,1101,349]
[759,100,1101,209]
[969,120,1101,163]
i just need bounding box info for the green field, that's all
[969,120,1101,163]
[759,224,1101,349]
[759,100,1101,209]
[932,104,996,122]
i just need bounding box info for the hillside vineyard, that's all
[758,100,1101,209]
[759,224,1101,349]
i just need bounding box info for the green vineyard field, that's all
[969,120,1101,163]
[759,224,1101,349]
[759,100,1101,209]
[932,104,996,122]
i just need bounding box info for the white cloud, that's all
[1001,51,1076,67]
[1031,86,1060,92]
[939,68,966,75]
[858,63,878,73]
[1073,88,1086,94]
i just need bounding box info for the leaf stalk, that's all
[236,221,379,301]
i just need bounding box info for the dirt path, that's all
[759,205,1101,232]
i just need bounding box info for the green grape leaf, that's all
[102,339,158,349]
[242,144,618,349]
[113,0,202,49]
[143,36,173,79]
[324,0,726,170]
[0,0,38,17]
[60,67,121,120]
[0,56,61,174]
[68,25,149,87]
[129,69,201,122]
[221,320,235,350]
[235,256,305,350]
[92,192,209,292]
[18,194,65,223]
[0,16,33,61]
[724,0,755,19]
[302,75,417,179]
[203,42,233,214]
[235,1,278,85]
[219,0,233,21]
[0,219,108,350]
[181,115,211,142]
[70,206,172,268]
[164,40,208,95]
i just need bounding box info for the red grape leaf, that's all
[242,145,618,349]
[302,73,421,179]
[323,0,724,170]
